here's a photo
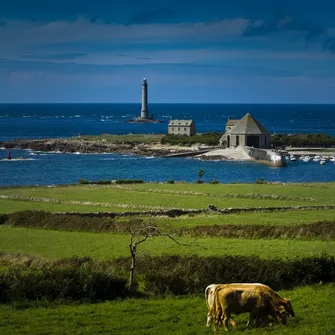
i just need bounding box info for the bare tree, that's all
[127,224,189,292]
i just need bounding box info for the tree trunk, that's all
[128,239,136,291]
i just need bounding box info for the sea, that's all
[1,103,335,186]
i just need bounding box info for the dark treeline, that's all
[3,211,335,240]
[271,133,335,147]
[0,254,334,304]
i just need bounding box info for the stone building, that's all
[219,113,270,149]
[168,119,196,136]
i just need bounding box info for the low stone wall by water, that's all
[245,147,286,167]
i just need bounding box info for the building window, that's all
[184,128,187,131]
[236,135,240,146]
[178,128,180,131]
[172,127,174,131]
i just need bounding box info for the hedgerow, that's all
[0,254,334,302]
[161,132,221,146]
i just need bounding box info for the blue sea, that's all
[1,103,335,186]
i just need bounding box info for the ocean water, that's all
[1,103,335,186]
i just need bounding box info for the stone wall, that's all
[245,147,286,167]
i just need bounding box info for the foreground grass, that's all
[0,285,334,335]
[1,227,333,260]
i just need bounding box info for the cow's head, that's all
[280,298,295,317]
[275,306,287,325]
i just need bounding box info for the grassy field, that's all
[0,199,126,213]
[1,182,334,334]
[1,183,335,214]
[0,284,334,335]
[1,227,333,260]
[162,210,335,228]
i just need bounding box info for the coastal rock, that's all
[0,138,185,157]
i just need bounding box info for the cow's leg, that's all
[222,311,231,331]
[206,313,212,327]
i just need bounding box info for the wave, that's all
[29,152,47,156]
[0,158,37,161]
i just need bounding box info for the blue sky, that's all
[1,0,335,103]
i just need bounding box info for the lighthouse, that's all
[140,78,149,119]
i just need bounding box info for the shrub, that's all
[255,177,266,184]
[79,179,89,184]
[0,214,9,225]
[271,133,335,148]
[0,263,128,303]
[135,254,335,295]
[97,180,112,185]
[167,179,175,184]
[114,179,144,184]
[161,132,222,146]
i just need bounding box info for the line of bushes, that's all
[183,221,335,240]
[79,179,144,185]
[3,210,142,233]
[0,254,334,303]
[138,254,335,295]
[271,133,335,147]
[161,132,222,146]
[3,211,334,240]
[0,262,127,304]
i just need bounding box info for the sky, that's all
[1,0,335,103]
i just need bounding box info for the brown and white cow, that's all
[205,283,294,330]
[214,285,287,331]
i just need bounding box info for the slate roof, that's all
[229,113,269,135]
[226,119,239,126]
[169,119,194,126]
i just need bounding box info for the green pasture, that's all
[115,182,335,203]
[0,199,125,214]
[162,209,335,228]
[1,227,333,260]
[0,284,334,335]
[1,183,335,214]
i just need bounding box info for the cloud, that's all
[23,52,89,60]
[242,8,326,46]
[0,17,248,58]
[323,37,335,53]
[127,8,175,25]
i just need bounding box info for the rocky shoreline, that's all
[0,138,194,157]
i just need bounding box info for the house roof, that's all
[229,113,269,135]
[226,119,239,126]
[169,119,194,126]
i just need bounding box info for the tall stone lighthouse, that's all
[140,78,149,119]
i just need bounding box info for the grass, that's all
[0,199,126,214]
[0,182,334,334]
[162,210,335,228]
[77,134,165,143]
[0,284,334,335]
[1,183,335,213]
[1,227,333,260]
